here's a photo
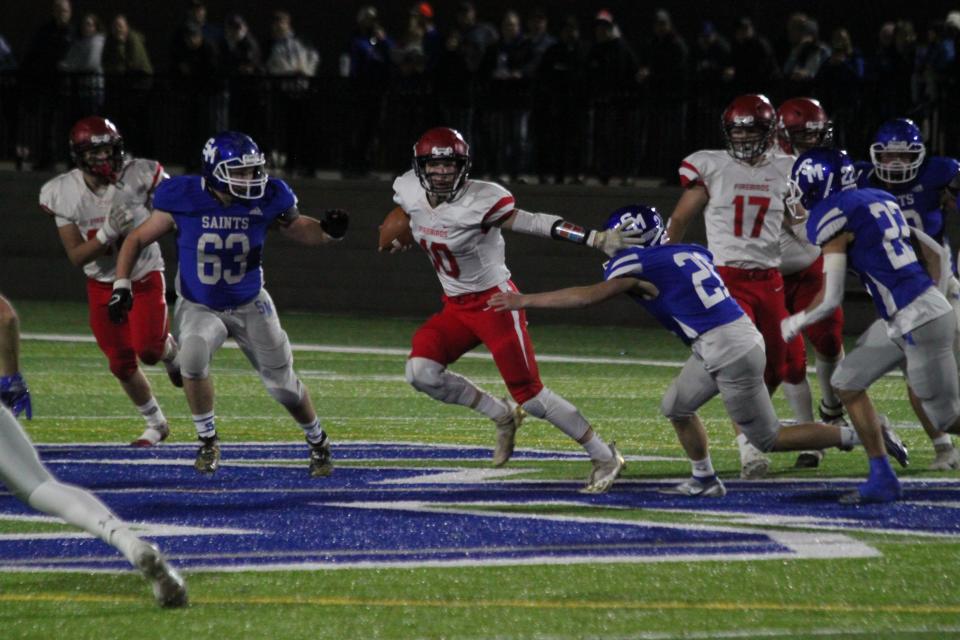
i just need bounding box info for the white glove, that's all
[781,311,807,343]
[95,203,134,245]
[586,228,645,257]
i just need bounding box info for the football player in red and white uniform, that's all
[776,97,847,468]
[667,94,809,479]
[390,127,643,493]
[39,117,180,447]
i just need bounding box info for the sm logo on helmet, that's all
[202,139,218,163]
[796,157,825,181]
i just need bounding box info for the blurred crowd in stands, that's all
[2,0,960,184]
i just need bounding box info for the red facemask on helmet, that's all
[413,127,471,197]
[69,116,125,182]
[777,97,833,155]
[721,94,776,162]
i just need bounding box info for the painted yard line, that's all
[0,591,955,616]
[24,332,889,375]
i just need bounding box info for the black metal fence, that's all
[2,72,960,180]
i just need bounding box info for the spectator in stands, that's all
[815,28,865,149]
[639,8,690,178]
[19,0,76,169]
[0,34,15,71]
[725,17,779,94]
[392,11,428,77]
[915,20,955,111]
[534,15,588,184]
[102,15,153,75]
[171,22,218,81]
[59,13,105,118]
[345,6,392,177]
[183,0,222,50]
[265,10,319,175]
[454,1,498,74]
[783,14,830,94]
[479,10,533,182]
[694,21,731,90]
[171,21,222,168]
[522,9,556,77]
[102,15,153,157]
[221,14,262,76]
[586,9,640,185]
[411,2,442,71]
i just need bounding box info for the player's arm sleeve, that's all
[275,205,301,227]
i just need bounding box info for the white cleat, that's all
[492,398,525,467]
[581,442,625,494]
[659,476,727,498]
[130,423,170,447]
[739,441,770,479]
[930,443,960,471]
[133,541,189,608]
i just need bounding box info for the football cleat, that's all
[308,437,333,477]
[794,450,824,468]
[581,442,625,494]
[818,399,848,426]
[659,476,727,498]
[492,398,525,467]
[839,475,903,504]
[930,443,960,471]
[739,441,770,479]
[879,415,909,468]
[194,435,220,474]
[133,541,189,608]
[130,423,170,448]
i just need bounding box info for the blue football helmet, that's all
[786,148,857,218]
[869,118,925,184]
[201,131,268,199]
[603,204,666,248]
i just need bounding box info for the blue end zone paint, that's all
[0,443,956,573]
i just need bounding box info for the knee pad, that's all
[107,351,138,381]
[830,360,866,393]
[660,381,698,421]
[260,363,304,408]
[404,357,466,403]
[180,335,211,380]
[746,424,780,453]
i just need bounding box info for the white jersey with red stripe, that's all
[40,158,166,283]
[678,149,794,269]
[393,170,515,296]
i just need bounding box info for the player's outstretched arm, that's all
[664,184,709,244]
[781,236,849,342]
[501,210,645,256]
[279,209,349,245]
[109,211,175,324]
[489,278,640,311]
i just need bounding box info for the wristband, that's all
[113,278,132,290]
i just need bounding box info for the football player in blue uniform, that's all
[489,205,876,498]
[110,132,349,476]
[783,148,960,502]
[854,118,960,469]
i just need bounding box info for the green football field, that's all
[2,300,959,640]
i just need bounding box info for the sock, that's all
[867,454,896,481]
[691,456,715,479]
[815,356,842,409]
[583,435,613,461]
[932,433,953,447]
[839,426,860,448]
[299,417,325,445]
[192,411,216,439]
[476,394,509,421]
[782,381,815,422]
[137,397,167,429]
[736,433,750,452]
[27,480,140,564]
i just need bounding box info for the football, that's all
[378,206,415,252]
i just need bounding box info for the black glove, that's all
[107,283,133,324]
[320,208,349,239]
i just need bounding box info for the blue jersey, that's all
[855,156,960,242]
[603,244,744,345]
[806,187,934,320]
[153,176,297,310]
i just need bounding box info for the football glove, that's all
[586,228,646,257]
[108,279,134,324]
[96,202,135,245]
[0,372,32,420]
[321,208,349,240]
